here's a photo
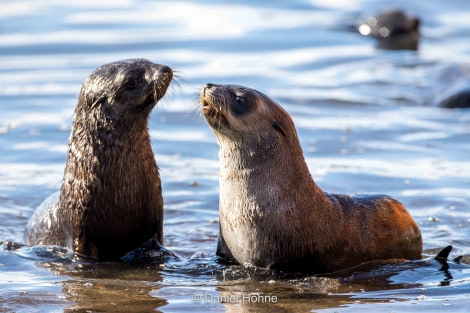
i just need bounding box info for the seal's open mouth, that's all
[202,99,218,115]
[202,100,230,129]
[200,85,230,128]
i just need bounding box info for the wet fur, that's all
[25,59,173,260]
[202,84,422,274]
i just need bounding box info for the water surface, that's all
[1,0,470,312]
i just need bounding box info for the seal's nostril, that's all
[160,65,172,74]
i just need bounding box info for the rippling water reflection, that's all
[1,0,470,312]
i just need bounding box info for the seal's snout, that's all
[149,64,173,104]
[156,65,173,84]
[200,84,221,116]
[200,86,212,114]
[159,65,173,77]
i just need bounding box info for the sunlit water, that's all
[1,0,470,312]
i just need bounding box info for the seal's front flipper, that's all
[120,239,178,264]
[1,241,24,251]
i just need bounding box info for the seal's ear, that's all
[272,120,286,137]
[90,95,107,109]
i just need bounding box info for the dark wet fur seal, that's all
[359,9,420,50]
[24,59,173,261]
[439,89,470,109]
[201,83,422,274]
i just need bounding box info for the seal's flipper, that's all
[120,239,178,263]
[435,245,452,262]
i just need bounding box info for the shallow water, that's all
[1,0,470,312]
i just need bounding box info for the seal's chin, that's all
[142,94,157,109]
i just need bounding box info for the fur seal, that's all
[24,59,173,261]
[201,83,422,274]
[438,88,470,109]
[358,10,420,50]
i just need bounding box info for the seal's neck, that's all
[217,134,327,214]
[64,107,153,181]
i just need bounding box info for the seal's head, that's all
[78,58,173,123]
[200,84,295,151]
[359,10,420,50]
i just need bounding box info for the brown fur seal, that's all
[359,10,420,50]
[201,83,422,274]
[24,59,173,261]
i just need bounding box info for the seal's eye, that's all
[124,77,142,89]
[231,91,251,115]
[235,96,245,104]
